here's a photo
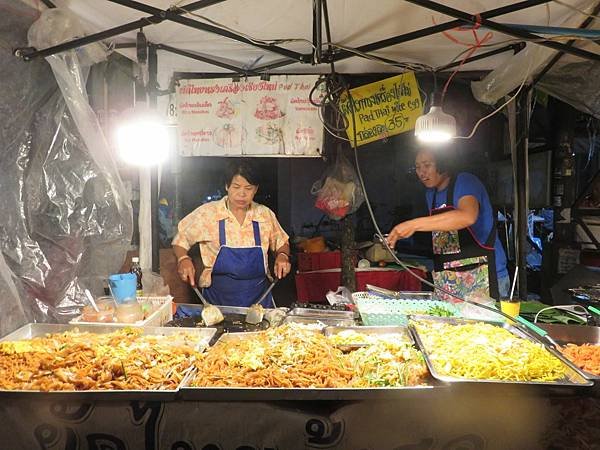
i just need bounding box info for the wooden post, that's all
[341,214,356,291]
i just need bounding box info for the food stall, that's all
[3,1,600,449]
[1,293,600,448]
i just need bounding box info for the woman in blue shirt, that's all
[387,149,509,301]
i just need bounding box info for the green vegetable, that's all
[427,305,454,317]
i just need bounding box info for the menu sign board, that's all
[340,72,423,146]
[176,75,324,157]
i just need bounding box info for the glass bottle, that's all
[130,256,143,297]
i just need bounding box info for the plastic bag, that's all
[326,286,354,306]
[311,149,364,220]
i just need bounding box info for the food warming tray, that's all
[539,323,600,380]
[409,316,592,387]
[0,323,216,399]
[323,325,414,350]
[180,328,443,400]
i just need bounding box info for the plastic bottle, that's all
[130,256,143,297]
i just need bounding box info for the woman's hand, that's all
[386,220,418,247]
[274,253,292,279]
[178,258,196,286]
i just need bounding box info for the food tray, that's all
[180,328,442,400]
[409,316,592,387]
[283,316,356,328]
[363,286,435,300]
[0,323,216,398]
[70,295,173,327]
[353,293,460,326]
[287,307,357,319]
[323,325,413,350]
[539,323,600,380]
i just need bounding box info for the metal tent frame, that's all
[14,0,600,297]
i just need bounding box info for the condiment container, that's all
[81,298,115,323]
[115,300,144,323]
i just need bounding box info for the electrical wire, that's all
[454,51,534,140]
[174,5,316,49]
[332,82,541,338]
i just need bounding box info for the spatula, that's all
[245,280,277,325]
[192,286,224,326]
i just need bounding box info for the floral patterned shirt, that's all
[172,197,289,287]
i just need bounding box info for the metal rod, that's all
[157,44,252,74]
[313,0,323,64]
[148,45,160,273]
[253,58,306,72]
[515,88,532,300]
[437,43,525,71]
[502,23,600,38]
[106,0,306,62]
[328,0,553,63]
[15,0,225,61]
[532,0,600,85]
[404,0,600,62]
[574,218,600,250]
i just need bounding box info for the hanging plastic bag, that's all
[311,149,364,220]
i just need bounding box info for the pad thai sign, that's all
[176,75,323,157]
[340,72,423,146]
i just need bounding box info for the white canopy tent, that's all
[16,0,600,99]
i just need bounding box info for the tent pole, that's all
[148,44,160,274]
[404,0,600,62]
[15,1,227,61]
[532,0,600,86]
[515,87,532,300]
[106,0,307,62]
[156,44,253,75]
[327,0,552,64]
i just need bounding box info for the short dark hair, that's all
[225,161,259,187]
[416,147,456,176]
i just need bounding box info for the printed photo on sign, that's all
[177,75,324,157]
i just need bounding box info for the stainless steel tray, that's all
[409,316,592,387]
[288,307,357,319]
[0,323,216,398]
[539,323,600,380]
[182,327,442,399]
[179,384,442,401]
[323,325,413,350]
[213,331,265,345]
[366,285,435,300]
[283,316,356,328]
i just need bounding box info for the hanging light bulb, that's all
[415,92,456,144]
[115,107,169,166]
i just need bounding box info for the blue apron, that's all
[203,219,274,307]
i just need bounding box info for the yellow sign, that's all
[340,72,423,146]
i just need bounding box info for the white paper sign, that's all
[176,76,323,157]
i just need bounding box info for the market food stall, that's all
[1,293,600,448]
[3,0,600,449]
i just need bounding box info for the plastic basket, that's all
[70,295,173,327]
[352,292,460,326]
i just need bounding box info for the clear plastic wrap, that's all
[0,3,132,332]
[537,60,600,119]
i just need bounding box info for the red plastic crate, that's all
[295,268,424,303]
[297,251,341,272]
